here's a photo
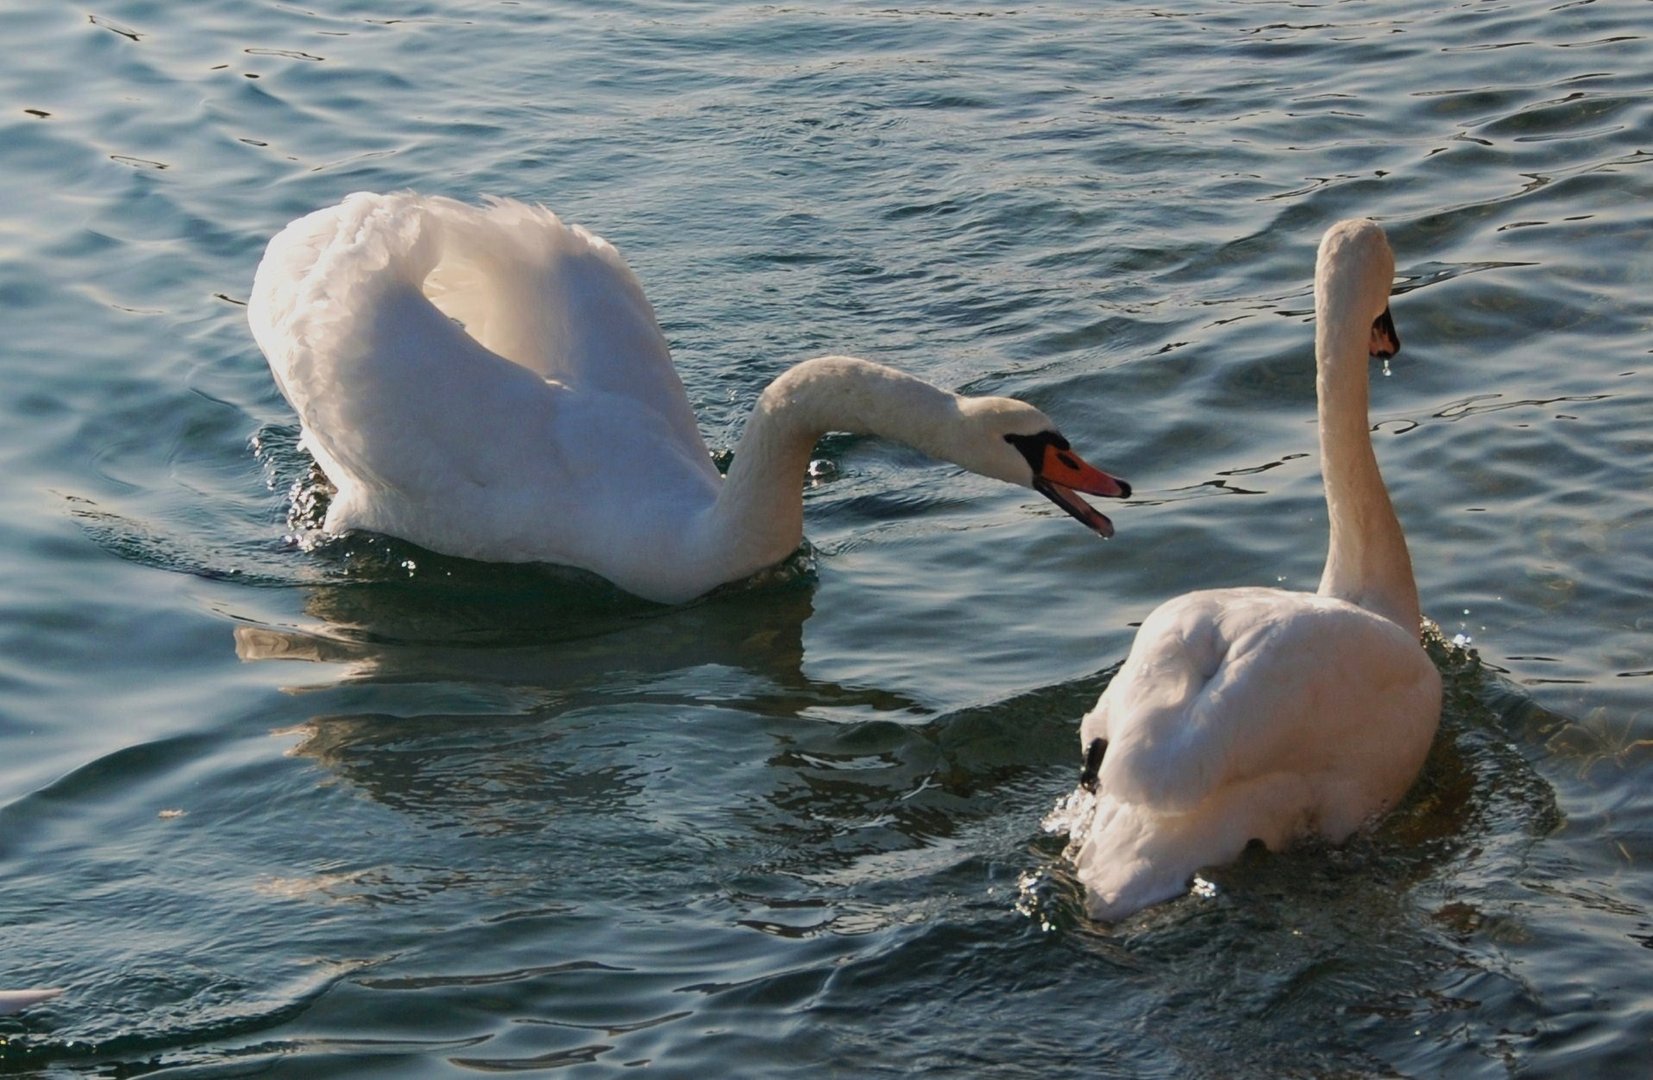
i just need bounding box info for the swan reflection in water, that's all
[234,555,836,693]
[231,554,942,836]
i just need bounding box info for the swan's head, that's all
[958,398,1131,538]
[1317,218,1401,358]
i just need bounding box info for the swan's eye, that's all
[1002,430,1070,472]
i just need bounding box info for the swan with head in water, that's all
[1060,218,1442,922]
[248,193,1130,604]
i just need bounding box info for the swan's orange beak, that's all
[1034,451,1131,539]
[1007,432,1131,539]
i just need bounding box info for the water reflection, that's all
[234,571,822,693]
[231,561,952,836]
[225,555,1126,943]
[232,541,918,705]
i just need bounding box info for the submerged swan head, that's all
[0,988,63,1015]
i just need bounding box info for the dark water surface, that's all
[2,2,1650,1075]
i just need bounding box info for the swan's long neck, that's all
[699,356,969,583]
[1314,286,1420,633]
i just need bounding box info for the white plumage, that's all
[1066,219,1442,921]
[248,193,1130,603]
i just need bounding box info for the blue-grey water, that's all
[2,2,1650,1076]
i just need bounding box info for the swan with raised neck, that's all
[1061,217,1442,922]
[1313,219,1419,632]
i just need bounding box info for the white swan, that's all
[248,193,1130,604]
[0,988,62,1015]
[1063,218,1442,921]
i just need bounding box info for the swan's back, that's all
[1093,589,1438,814]
[246,193,720,571]
[421,196,699,441]
[249,192,706,460]
[1075,587,1441,920]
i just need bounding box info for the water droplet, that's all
[1381,358,1392,377]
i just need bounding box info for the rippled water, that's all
[2,2,1650,1076]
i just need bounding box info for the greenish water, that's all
[2,2,1650,1075]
